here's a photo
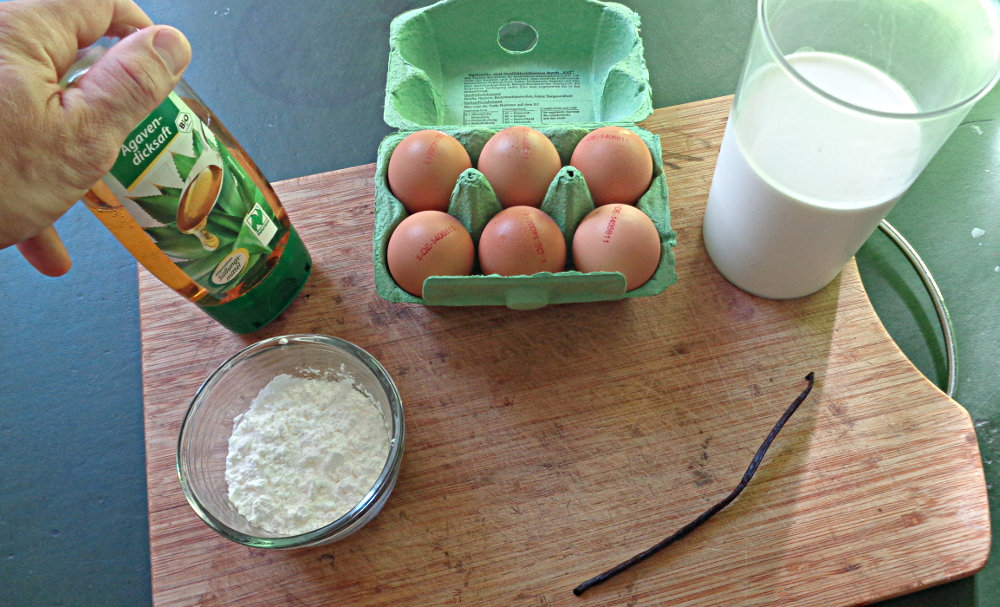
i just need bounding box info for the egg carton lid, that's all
[384,0,653,131]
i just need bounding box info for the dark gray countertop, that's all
[1,1,995,605]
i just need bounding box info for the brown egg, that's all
[479,206,566,276]
[477,126,561,208]
[387,211,475,297]
[388,130,472,213]
[572,204,660,290]
[570,126,653,206]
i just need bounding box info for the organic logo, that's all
[243,203,277,247]
[248,206,266,233]
[175,112,193,134]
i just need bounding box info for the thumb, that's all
[66,25,191,149]
[16,226,72,277]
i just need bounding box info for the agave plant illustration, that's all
[127,128,277,289]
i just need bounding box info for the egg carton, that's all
[373,0,677,309]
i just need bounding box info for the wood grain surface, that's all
[139,96,990,607]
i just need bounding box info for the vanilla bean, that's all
[574,372,816,597]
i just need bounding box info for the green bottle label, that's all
[112,98,182,189]
[102,93,284,298]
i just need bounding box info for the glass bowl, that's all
[177,334,405,548]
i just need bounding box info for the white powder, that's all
[225,374,390,536]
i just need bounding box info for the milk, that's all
[703,52,922,299]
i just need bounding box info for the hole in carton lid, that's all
[498,22,538,53]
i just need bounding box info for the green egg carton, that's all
[373,0,677,310]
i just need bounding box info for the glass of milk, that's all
[704,0,1000,299]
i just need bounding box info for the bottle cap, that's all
[201,227,312,334]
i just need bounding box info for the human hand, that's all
[0,0,191,276]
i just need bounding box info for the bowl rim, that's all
[176,333,405,549]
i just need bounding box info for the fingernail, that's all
[153,27,191,75]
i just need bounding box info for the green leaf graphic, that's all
[202,124,220,152]
[177,246,231,284]
[213,168,251,217]
[191,129,203,159]
[172,151,197,182]
[253,186,268,210]
[158,186,182,199]
[232,156,261,209]
[145,212,243,259]
[145,226,216,260]
[131,192,179,224]
[206,211,245,236]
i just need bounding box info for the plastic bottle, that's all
[64,38,311,334]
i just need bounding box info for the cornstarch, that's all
[226,374,389,536]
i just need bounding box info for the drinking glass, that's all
[703,0,1000,299]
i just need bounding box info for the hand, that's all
[0,0,191,276]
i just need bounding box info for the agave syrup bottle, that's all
[66,39,311,333]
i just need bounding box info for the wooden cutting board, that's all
[139,96,990,607]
